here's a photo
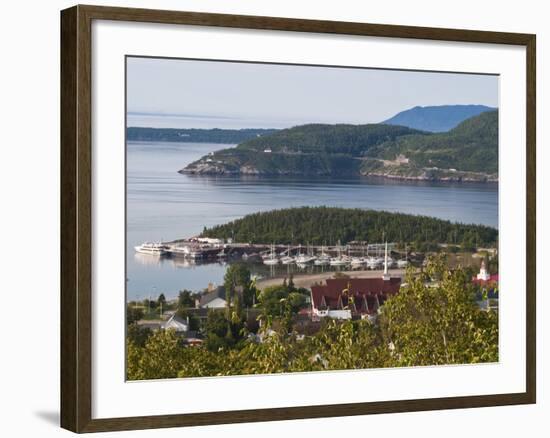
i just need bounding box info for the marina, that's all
[137,237,404,269]
[126,141,498,299]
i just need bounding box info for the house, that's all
[199,286,227,308]
[310,277,401,320]
[162,314,189,333]
[136,314,190,334]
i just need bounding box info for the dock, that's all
[160,238,401,262]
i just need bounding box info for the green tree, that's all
[201,206,498,247]
[203,310,245,352]
[258,285,290,318]
[174,308,201,331]
[379,256,498,366]
[224,264,257,308]
[126,305,144,325]
[127,323,151,347]
[126,329,184,380]
[287,292,307,313]
[177,290,195,308]
[157,293,166,308]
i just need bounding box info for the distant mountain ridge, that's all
[382,104,496,132]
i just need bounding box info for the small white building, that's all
[476,260,491,281]
[263,148,272,153]
[196,237,224,245]
[199,287,227,309]
[162,314,189,333]
[316,308,352,319]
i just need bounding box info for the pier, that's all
[160,238,401,262]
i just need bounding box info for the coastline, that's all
[180,164,498,184]
[256,268,408,291]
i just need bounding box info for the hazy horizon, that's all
[127,57,498,130]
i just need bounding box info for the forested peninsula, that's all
[127,127,279,144]
[182,111,498,182]
[200,206,498,248]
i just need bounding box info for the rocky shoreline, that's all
[179,161,497,183]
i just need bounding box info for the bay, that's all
[127,141,498,300]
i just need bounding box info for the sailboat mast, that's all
[382,241,390,281]
[384,241,388,276]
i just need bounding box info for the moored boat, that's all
[281,255,295,265]
[397,259,409,268]
[134,242,168,256]
[263,244,280,265]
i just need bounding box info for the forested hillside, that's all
[127,127,278,143]
[366,110,498,174]
[182,111,498,181]
[201,206,498,247]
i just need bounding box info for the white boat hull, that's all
[263,259,279,265]
[134,246,166,256]
[314,259,330,266]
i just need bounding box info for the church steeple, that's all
[476,259,491,281]
[382,241,391,281]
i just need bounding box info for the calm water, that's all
[127,141,498,300]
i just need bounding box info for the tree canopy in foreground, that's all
[127,256,498,380]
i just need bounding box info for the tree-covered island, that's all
[200,206,498,249]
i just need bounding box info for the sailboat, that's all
[263,244,280,265]
[330,245,349,266]
[382,241,391,281]
[280,244,295,265]
[397,245,409,268]
[314,246,331,265]
[295,243,316,264]
[368,243,384,267]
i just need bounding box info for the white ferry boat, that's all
[134,242,168,256]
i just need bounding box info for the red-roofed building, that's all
[310,277,401,320]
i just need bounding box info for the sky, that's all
[126,56,499,130]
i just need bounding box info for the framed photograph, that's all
[60,5,536,433]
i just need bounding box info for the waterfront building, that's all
[194,237,224,245]
[311,243,401,320]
